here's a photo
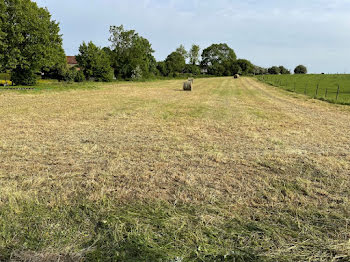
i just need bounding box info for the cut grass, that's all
[0,77,349,261]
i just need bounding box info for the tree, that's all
[279,66,290,74]
[254,66,268,75]
[165,52,186,76]
[201,43,237,76]
[156,61,168,76]
[1,0,66,85]
[183,64,200,75]
[108,25,156,79]
[176,45,188,60]
[189,45,200,65]
[294,65,307,74]
[236,59,254,75]
[76,41,114,82]
[268,66,281,75]
[232,64,242,75]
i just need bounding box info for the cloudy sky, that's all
[34,0,350,73]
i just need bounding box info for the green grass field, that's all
[0,77,349,261]
[256,74,350,105]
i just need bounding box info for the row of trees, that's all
[267,65,307,75]
[0,0,308,85]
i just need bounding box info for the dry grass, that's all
[0,77,349,261]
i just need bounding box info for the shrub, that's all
[11,67,38,85]
[74,70,85,82]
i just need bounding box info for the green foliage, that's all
[268,66,280,75]
[279,66,290,74]
[1,0,65,85]
[108,25,156,79]
[175,44,188,60]
[183,64,201,75]
[294,65,307,74]
[236,59,254,75]
[74,70,85,82]
[189,44,200,65]
[232,64,243,75]
[156,61,168,77]
[201,43,237,76]
[165,52,186,76]
[76,41,114,82]
[254,66,268,75]
[11,67,38,85]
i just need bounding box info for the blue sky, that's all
[34,0,350,73]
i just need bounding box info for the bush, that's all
[294,65,307,74]
[183,64,200,75]
[11,67,38,85]
[74,70,85,82]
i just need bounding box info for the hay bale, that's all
[188,78,194,83]
[234,74,240,79]
[183,81,192,91]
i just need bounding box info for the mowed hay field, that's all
[0,77,349,261]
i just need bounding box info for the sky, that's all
[33,0,350,73]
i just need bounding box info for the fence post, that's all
[336,84,340,101]
[294,82,296,92]
[316,84,319,97]
[325,88,328,98]
[304,85,307,95]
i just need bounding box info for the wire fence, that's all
[256,75,350,105]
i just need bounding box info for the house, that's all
[66,56,78,68]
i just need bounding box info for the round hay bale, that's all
[183,81,192,91]
[234,74,240,79]
[188,78,194,83]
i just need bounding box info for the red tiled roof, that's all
[66,56,77,65]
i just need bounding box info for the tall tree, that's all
[189,44,200,65]
[175,44,188,60]
[1,0,66,85]
[236,59,254,75]
[76,41,114,82]
[201,43,237,76]
[109,25,156,79]
[165,52,186,76]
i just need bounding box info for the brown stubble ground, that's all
[0,77,349,261]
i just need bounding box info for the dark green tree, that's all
[1,0,66,85]
[183,64,200,75]
[108,25,156,79]
[156,61,168,76]
[268,66,281,75]
[165,52,186,76]
[236,59,254,75]
[232,64,243,75]
[189,45,200,65]
[76,41,114,82]
[279,66,290,74]
[294,65,307,74]
[201,43,237,76]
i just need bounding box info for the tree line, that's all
[0,0,308,85]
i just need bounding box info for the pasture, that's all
[0,77,349,261]
[256,74,350,105]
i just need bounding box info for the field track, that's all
[0,77,349,261]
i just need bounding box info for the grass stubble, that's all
[0,77,349,261]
